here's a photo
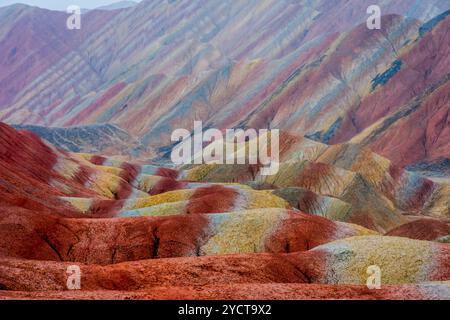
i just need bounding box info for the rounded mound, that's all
[386,219,450,241]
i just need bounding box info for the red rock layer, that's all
[0,204,369,265]
[265,212,353,253]
[386,219,450,241]
[186,185,240,214]
[1,243,448,297]
[332,17,450,168]
[0,284,446,300]
[0,206,210,264]
[149,177,188,196]
[0,124,93,215]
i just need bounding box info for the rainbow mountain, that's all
[0,0,449,174]
[0,0,449,300]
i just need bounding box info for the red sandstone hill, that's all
[0,0,449,300]
[0,122,449,299]
[386,218,450,241]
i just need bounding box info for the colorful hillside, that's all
[0,123,449,299]
[0,1,449,174]
[0,0,449,301]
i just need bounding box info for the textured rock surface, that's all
[1,121,449,299]
[13,124,148,157]
[0,235,448,299]
[0,206,375,264]
[0,0,449,300]
[386,219,450,241]
[0,1,449,173]
[2,283,450,300]
[302,236,450,285]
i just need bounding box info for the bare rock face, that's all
[1,283,450,300]
[386,219,450,241]
[0,206,375,264]
[12,124,148,157]
[0,1,449,174]
[0,122,449,299]
[1,236,449,299]
[0,0,449,300]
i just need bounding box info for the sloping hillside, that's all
[0,1,448,173]
[0,123,449,299]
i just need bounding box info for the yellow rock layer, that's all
[315,236,438,285]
